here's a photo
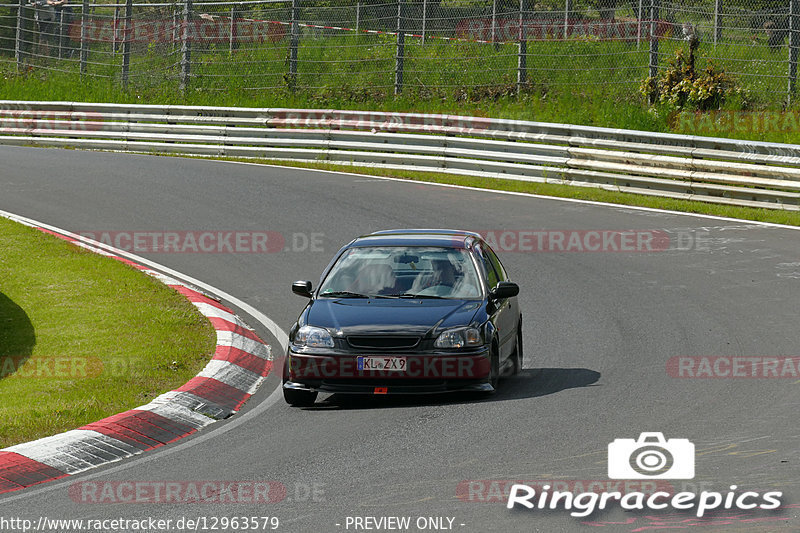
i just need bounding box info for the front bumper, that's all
[283,349,493,395]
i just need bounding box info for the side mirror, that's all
[490,281,519,300]
[292,280,313,298]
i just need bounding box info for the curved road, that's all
[1,145,799,532]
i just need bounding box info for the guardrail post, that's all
[288,0,299,91]
[713,0,721,46]
[180,0,191,92]
[122,0,131,89]
[14,0,25,70]
[518,0,526,91]
[648,0,659,82]
[80,0,88,75]
[790,0,799,102]
[564,0,571,40]
[395,0,404,94]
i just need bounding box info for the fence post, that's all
[648,0,659,83]
[180,0,191,92]
[421,0,427,44]
[636,0,642,48]
[229,5,234,56]
[790,0,799,102]
[58,9,64,59]
[355,0,360,33]
[713,0,721,46]
[14,0,24,70]
[122,0,131,89]
[518,0,526,91]
[172,3,178,54]
[288,0,299,91]
[113,6,118,54]
[564,0,570,40]
[394,0,404,95]
[491,0,496,43]
[80,0,88,75]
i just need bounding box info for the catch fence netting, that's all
[0,0,795,101]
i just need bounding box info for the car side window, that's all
[485,247,507,282]
[475,244,499,289]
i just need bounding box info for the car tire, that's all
[511,324,523,375]
[283,387,318,407]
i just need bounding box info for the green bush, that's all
[640,39,748,112]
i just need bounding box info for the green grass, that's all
[0,217,216,448]
[0,54,667,133]
[207,157,800,227]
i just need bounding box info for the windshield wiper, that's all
[319,291,371,298]
[384,292,448,299]
[319,291,395,299]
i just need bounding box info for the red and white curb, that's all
[0,224,273,495]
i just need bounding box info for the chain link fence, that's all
[0,0,798,103]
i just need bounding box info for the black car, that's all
[283,229,523,406]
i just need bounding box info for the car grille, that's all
[346,336,421,350]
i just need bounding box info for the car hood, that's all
[305,298,482,336]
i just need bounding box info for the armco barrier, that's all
[0,101,799,211]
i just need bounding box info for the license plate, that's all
[357,356,407,371]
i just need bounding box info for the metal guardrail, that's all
[1,101,799,210]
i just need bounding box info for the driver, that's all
[411,259,459,296]
[431,259,457,288]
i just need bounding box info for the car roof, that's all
[350,229,482,249]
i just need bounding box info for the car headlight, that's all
[434,327,482,349]
[293,325,334,348]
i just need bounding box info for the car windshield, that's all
[318,246,482,299]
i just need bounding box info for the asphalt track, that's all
[0,145,798,532]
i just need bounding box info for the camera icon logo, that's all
[608,432,695,479]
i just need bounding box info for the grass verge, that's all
[208,157,800,227]
[0,217,216,448]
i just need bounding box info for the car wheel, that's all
[511,324,523,375]
[283,387,318,407]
